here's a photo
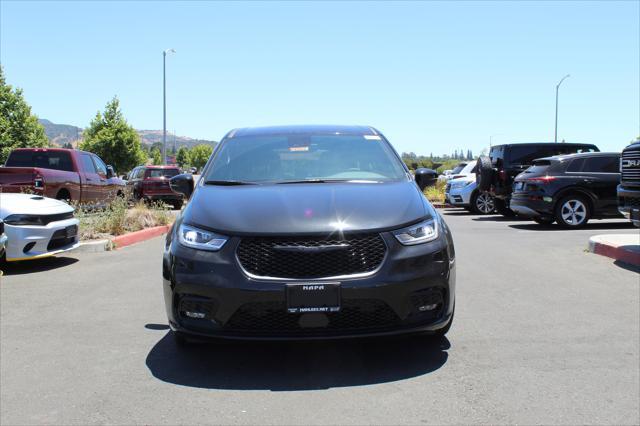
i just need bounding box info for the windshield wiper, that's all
[203,180,255,186]
[277,179,331,184]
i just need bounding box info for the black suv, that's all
[618,140,640,227]
[164,125,456,343]
[477,143,600,216]
[510,152,621,227]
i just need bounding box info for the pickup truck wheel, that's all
[56,190,71,204]
[476,156,494,192]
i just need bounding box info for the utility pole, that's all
[555,74,570,143]
[163,48,176,164]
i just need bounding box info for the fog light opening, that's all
[418,303,439,312]
[184,311,206,319]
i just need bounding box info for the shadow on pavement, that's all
[613,259,640,273]
[0,256,78,276]
[145,323,170,330]
[471,215,527,222]
[146,332,450,391]
[508,221,635,232]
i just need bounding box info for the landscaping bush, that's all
[423,179,446,203]
[76,198,172,240]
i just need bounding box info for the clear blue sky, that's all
[1,1,638,155]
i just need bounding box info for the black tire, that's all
[470,191,495,215]
[172,200,184,210]
[555,194,591,228]
[56,190,71,204]
[476,156,494,192]
[494,198,516,217]
[533,216,555,225]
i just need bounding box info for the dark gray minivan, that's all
[164,125,455,343]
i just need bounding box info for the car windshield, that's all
[146,168,180,178]
[451,164,467,174]
[204,134,407,183]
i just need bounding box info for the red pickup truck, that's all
[0,148,126,206]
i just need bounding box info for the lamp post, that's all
[163,48,176,164]
[554,74,570,143]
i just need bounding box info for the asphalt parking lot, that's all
[1,211,638,425]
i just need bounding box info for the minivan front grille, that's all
[621,150,640,183]
[236,233,387,279]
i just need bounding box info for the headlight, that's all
[393,218,439,245]
[450,180,472,189]
[178,223,228,251]
[3,214,43,226]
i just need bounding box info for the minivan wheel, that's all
[533,216,555,225]
[555,195,590,228]
[471,191,495,215]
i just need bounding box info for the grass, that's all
[75,197,172,241]
[423,179,446,203]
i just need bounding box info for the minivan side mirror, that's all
[414,168,438,190]
[170,174,194,199]
[106,165,115,179]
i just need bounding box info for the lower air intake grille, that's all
[225,299,400,336]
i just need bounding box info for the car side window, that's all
[80,154,97,173]
[93,155,108,176]
[583,156,620,173]
[566,158,585,172]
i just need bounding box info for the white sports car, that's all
[0,193,79,262]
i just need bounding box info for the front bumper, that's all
[445,183,475,206]
[163,228,456,340]
[618,184,640,226]
[3,218,80,261]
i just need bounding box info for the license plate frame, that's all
[286,282,341,313]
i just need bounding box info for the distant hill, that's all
[38,119,217,149]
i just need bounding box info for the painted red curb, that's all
[112,224,172,249]
[591,241,640,267]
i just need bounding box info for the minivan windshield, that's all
[204,134,407,183]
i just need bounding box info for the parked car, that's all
[438,162,468,183]
[126,165,184,209]
[0,148,125,206]
[618,140,640,227]
[476,143,600,216]
[510,152,621,227]
[445,161,496,214]
[0,193,79,261]
[163,125,456,344]
[0,220,7,260]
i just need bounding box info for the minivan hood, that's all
[183,181,430,236]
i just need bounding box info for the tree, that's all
[176,146,190,167]
[150,147,163,165]
[0,66,49,163]
[189,144,213,170]
[80,96,146,174]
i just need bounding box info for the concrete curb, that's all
[588,234,640,267]
[112,224,172,249]
[77,239,112,253]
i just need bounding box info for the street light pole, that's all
[554,74,570,143]
[163,48,175,164]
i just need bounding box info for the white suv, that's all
[445,161,495,214]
